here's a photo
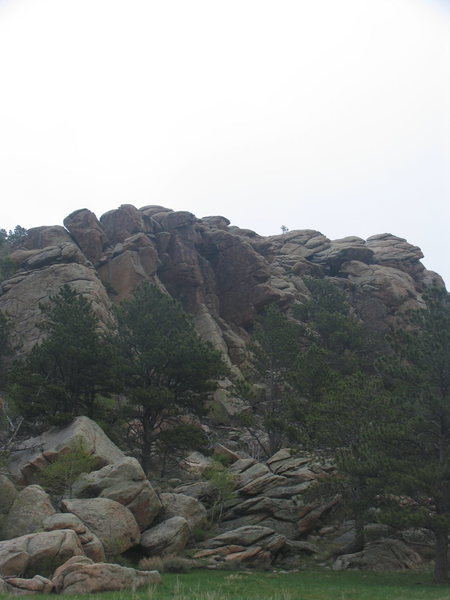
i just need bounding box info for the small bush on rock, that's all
[37,439,97,497]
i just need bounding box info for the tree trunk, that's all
[433,529,449,583]
[141,417,153,476]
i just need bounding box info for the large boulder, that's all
[194,525,286,567]
[334,538,423,571]
[8,416,125,485]
[160,493,207,531]
[72,457,161,531]
[61,498,140,556]
[52,555,161,594]
[0,574,54,594]
[0,530,83,577]
[63,208,109,264]
[43,513,105,562]
[140,517,190,557]
[0,262,110,356]
[1,485,56,540]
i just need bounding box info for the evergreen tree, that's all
[292,278,387,552]
[236,304,304,457]
[8,285,115,428]
[376,286,450,583]
[113,282,227,474]
[0,225,26,282]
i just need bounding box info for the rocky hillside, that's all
[0,204,445,364]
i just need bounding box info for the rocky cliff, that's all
[0,204,445,365]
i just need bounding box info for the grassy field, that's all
[7,569,450,600]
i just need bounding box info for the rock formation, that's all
[0,205,444,369]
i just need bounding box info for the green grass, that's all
[4,569,450,600]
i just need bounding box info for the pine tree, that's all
[376,286,450,583]
[8,285,115,428]
[113,282,227,474]
[236,304,305,457]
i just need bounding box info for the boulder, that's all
[140,517,190,556]
[298,496,340,536]
[61,498,140,556]
[0,574,54,594]
[2,485,56,540]
[43,513,105,562]
[195,525,286,567]
[173,481,213,502]
[200,525,285,550]
[0,530,83,577]
[64,209,109,264]
[8,416,125,485]
[334,538,423,571]
[72,457,161,531]
[52,555,161,594]
[160,493,207,530]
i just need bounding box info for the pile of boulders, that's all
[0,416,429,593]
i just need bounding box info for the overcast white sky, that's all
[0,0,449,283]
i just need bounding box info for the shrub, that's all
[37,439,97,497]
[204,460,238,523]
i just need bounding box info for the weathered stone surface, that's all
[97,234,160,301]
[0,263,111,355]
[0,574,54,594]
[100,204,148,245]
[0,204,441,376]
[334,538,423,571]
[160,493,207,530]
[0,530,83,577]
[52,555,161,594]
[43,513,105,562]
[61,498,140,556]
[72,457,161,531]
[213,442,241,463]
[2,485,56,540]
[181,452,213,474]
[196,525,286,566]
[8,416,125,485]
[237,472,288,496]
[229,458,257,474]
[140,517,190,556]
[173,481,213,502]
[201,525,284,549]
[298,496,341,536]
[64,209,109,264]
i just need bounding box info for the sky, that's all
[0,0,449,283]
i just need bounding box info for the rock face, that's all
[1,204,444,373]
[61,498,140,556]
[160,493,207,531]
[72,457,161,531]
[52,555,161,594]
[0,530,83,577]
[140,517,190,557]
[1,485,56,540]
[8,416,125,485]
[195,525,286,567]
[334,538,423,571]
[43,513,105,563]
[0,574,54,595]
